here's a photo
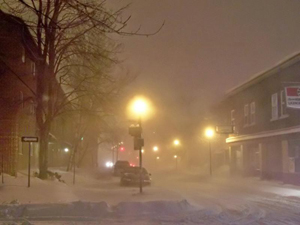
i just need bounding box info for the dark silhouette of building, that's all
[215,53,300,184]
[0,10,41,175]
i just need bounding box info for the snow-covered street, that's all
[1,167,300,224]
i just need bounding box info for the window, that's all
[29,100,35,115]
[280,90,288,117]
[271,93,278,120]
[31,62,36,76]
[250,102,255,124]
[21,47,25,63]
[231,109,235,125]
[254,151,261,170]
[244,104,249,125]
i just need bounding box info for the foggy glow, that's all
[64,148,69,153]
[127,96,154,120]
[156,156,160,160]
[174,155,177,159]
[132,98,148,115]
[105,161,113,168]
[153,146,158,152]
[205,128,214,138]
[174,139,180,146]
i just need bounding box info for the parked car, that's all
[113,160,130,176]
[120,167,151,186]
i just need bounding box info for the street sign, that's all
[215,125,234,134]
[21,136,38,188]
[134,137,144,150]
[129,125,142,137]
[285,86,300,109]
[21,137,38,142]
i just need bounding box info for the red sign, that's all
[285,86,300,109]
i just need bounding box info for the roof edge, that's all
[225,52,300,97]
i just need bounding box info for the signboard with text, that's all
[285,86,300,109]
[21,137,38,142]
[215,125,234,134]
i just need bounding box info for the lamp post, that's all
[173,139,180,169]
[205,128,214,176]
[131,98,148,194]
[174,155,178,170]
[156,156,160,166]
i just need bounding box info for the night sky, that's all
[109,0,300,160]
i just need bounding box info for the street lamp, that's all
[174,155,178,170]
[129,97,150,194]
[173,139,180,146]
[153,146,158,152]
[205,128,214,176]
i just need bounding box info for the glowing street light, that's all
[173,139,180,146]
[205,127,215,176]
[156,156,160,160]
[153,146,158,152]
[130,97,149,117]
[64,148,69,153]
[205,128,214,138]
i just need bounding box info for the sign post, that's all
[128,120,144,194]
[21,137,38,187]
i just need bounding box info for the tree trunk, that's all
[38,124,50,179]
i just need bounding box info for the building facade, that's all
[215,53,300,184]
[0,10,76,175]
[0,10,40,175]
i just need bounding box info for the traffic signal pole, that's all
[128,116,144,194]
[138,116,143,194]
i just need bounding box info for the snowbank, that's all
[0,200,196,220]
[0,201,108,219]
[115,199,195,215]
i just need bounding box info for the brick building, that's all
[215,53,300,184]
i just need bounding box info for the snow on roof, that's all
[226,124,300,143]
[226,52,300,97]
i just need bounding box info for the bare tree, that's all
[1,0,159,179]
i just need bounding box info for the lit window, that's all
[250,102,255,125]
[244,104,249,125]
[271,93,278,120]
